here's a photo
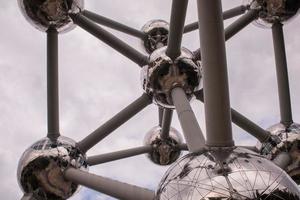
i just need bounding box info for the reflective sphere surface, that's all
[141,20,169,54]
[249,0,300,27]
[257,123,300,184]
[144,126,183,165]
[156,147,300,199]
[17,136,88,200]
[18,0,84,33]
[141,47,201,108]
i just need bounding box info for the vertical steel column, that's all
[197,0,234,147]
[272,22,293,125]
[166,0,189,60]
[158,107,164,127]
[171,87,205,152]
[160,109,173,140]
[47,28,60,141]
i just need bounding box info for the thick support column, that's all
[64,168,155,200]
[160,109,173,140]
[272,23,293,125]
[166,0,188,60]
[195,90,270,142]
[47,28,60,141]
[183,5,248,33]
[87,146,152,166]
[158,107,164,127]
[197,0,234,147]
[78,94,152,153]
[171,87,205,152]
[82,10,146,39]
[71,14,149,67]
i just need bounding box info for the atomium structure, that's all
[16,0,300,199]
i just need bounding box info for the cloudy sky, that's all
[0,0,300,199]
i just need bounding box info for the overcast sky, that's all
[0,0,300,199]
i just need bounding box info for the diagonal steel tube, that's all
[272,22,293,125]
[158,107,164,127]
[165,0,189,60]
[47,28,60,141]
[171,87,205,152]
[82,10,146,39]
[183,5,248,34]
[87,146,152,166]
[160,109,173,140]
[197,0,234,147]
[194,90,270,142]
[77,94,152,153]
[64,168,155,200]
[70,13,149,67]
[193,9,259,61]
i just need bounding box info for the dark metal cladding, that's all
[156,147,300,199]
[144,126,183,165]
[18,0,84,32]
[248,0,300,27]
[17,136,88,200]
[141,47,202,108]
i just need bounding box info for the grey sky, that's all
[0,0,300,199]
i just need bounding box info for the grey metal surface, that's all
[161,109,173,140]
[273,152,292,170]
[82,10,145,39]
[46,28,60,141]
[272,22,293,125]
[158,107,164,127]
[183,5,248,34]
[225,9,259,41]
[193,9,259,61]
[171,87,205,152]
[70,13,149,66]
[165,0,188,60]
[87,146,152,166]
[77,93,152,153]
[195,90,270,142]
[156,147,300,199]
[64,168,155,200]
[197,0,234,147]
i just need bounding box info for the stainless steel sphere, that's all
[248,0,300,27]
[257,123,300,184]
[156,147,300,200]
[18,0,84,33]
[17,136,88,200]
[144,126,183,165]
[141,20,169,54]
[141,47,202,109]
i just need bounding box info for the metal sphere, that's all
[141,20,169,54]
[144,126,183,165]
[141,47,202,109]
[18,0,84,33]
[17,136,88,200]
[156,147,300,200]
[257,122,300,184]
[248,0,300,27]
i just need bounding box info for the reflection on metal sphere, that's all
[18,0,84,33]
[144,126,183,165]
[141,47,201,108]
[257,123,300,184]
[248,0,300,27]
[17,136,88,200]
[156,147,300,200]
[141,20,169,54]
